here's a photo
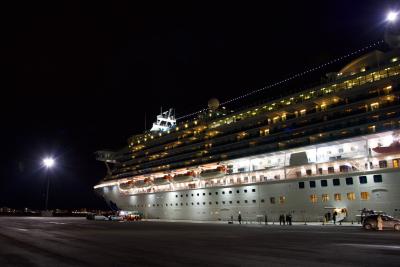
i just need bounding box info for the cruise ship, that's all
[94,48,400,223]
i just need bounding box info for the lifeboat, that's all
[200,166,226,180]
[119,180,134,190]
[153,175,172,186]
[173,171,196,183]
[372,141,400,154]
[134,178,152,188]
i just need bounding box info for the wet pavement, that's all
[0,217,399,266]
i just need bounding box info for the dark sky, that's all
[0,1,398,209]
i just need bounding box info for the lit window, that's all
[360,192,370,200]
[347,192,356,201]
[370,102,379,111]
[322,194,329,202]
[310,194,318,203]
[334,193,341,201]
[300,109,306,116]
[279,196,286,204]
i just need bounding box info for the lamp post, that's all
[43,157,55,211]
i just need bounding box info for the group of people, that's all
[279,214,292,225]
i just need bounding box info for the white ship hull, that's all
[96,168,400,222]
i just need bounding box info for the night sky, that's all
[1,1,398,210]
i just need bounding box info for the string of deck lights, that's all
[176,40,384,120]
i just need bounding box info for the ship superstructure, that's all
[95,49,400,222]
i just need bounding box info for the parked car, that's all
[363,214,400,231]
[108,215,124,221]
[86,213,108,221]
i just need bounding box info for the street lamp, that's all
[387,11,398,22]
[42,157,55,210]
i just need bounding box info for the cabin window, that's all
[379,160,387,168]
[299,182,305,189]
[333,178,340,186]
[236,190,240,193]
[244,200,248,203]
[222,191,225,194]
[393,159,400,168]
[373,175,383,183]
[186,194,188,197]
[237,200,240,204]
[346,177,353,185]
[360,192,370,200]
[322,194,329,202]
[203,202,206,205]
[222,201,226,204]
[252,200,256,203]
[334,193,341,201]
[215,192,218,195]
[215,202,218,205]
[306,169,312,176]
[209,192,212,196]
[252,189,256,192]
[175,195,178,198]
[197,202,200,205]
[328,167,335,174]
[229,191,232,194]
[359,176,368,184]
[197,193,200,196]
[309,181,316,188]
[279,196,286,204]
[203,193,206,196]
[229,201,233,204]
[320,180,327,187]
[244,189,248,193]
[347,192,356,201]
[310,194,318,203]
[180,195,183,197]
[270,197,276,204]
[261,199,265,203]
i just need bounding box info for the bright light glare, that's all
[387,11,398,22]
[43,157,55,168]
